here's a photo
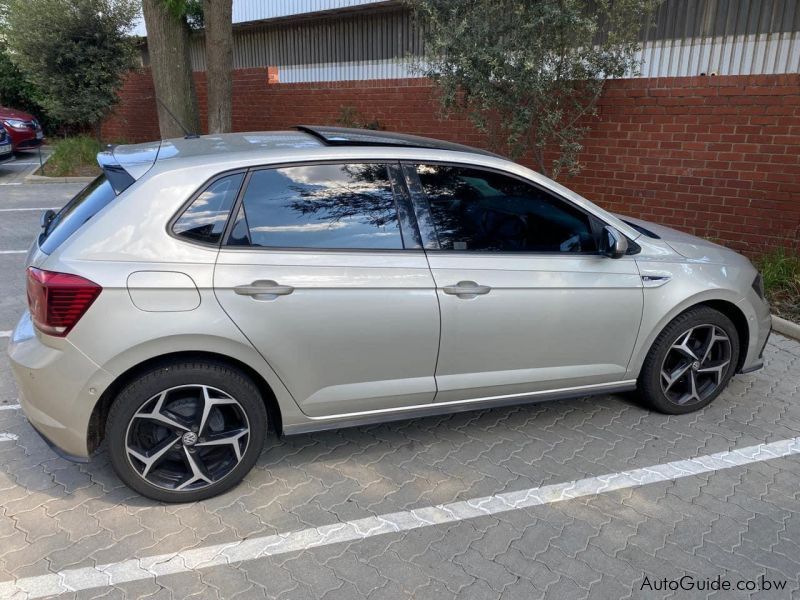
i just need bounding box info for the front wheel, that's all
[107,360,267,502]
[638,306,740,414]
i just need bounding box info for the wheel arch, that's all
[700,299,749,373]
[88,349,286,454]
[628,290,751,379]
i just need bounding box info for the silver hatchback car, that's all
[9,127,771,501]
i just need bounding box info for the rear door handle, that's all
[234,280,295,298]
[442,281,492,298]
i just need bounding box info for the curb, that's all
[772,315,800,341]
[23,174,96,184]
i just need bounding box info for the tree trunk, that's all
[141,0,200,139]
[203,0,233,133]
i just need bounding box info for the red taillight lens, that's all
[26,267,102,337]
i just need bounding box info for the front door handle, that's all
[234,280,295,298]
[442,281,492,298]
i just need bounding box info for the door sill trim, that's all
[283,380,637,435]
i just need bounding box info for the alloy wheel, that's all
[125,384,250,491]
[660,324,732,406]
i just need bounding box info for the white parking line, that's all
[1,435,798,598]
[0,182,23,186]
[0,433,18,442]
[0,404,20,411]
[0,330,10,338]
[0,250,26,255]
[0,207,59,211]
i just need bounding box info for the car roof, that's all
[100,128,502,182]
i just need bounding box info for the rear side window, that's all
[232,163,403,249]
[173,173,244,245]
[40,175,116,255]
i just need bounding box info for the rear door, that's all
[404,163,644,403]
[213,161,440,417]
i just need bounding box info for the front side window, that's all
[173,172,245,244]
[234,163,403,249]
[416,165,598,253]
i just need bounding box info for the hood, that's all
[616,214,740,263]
[0,106,36,121]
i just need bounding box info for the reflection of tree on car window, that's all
[286,163,398,231]
[241,163,403,249]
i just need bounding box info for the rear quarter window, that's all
[172,173,245,245]
[39,175,117,255]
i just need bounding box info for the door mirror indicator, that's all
[600,225,628,259]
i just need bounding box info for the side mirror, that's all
[600,225,628,259]
[40,209,56,230]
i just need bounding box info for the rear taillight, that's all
[26,267,102,337]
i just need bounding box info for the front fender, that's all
[626,259,754,378]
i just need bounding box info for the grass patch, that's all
[39,135,103,177]
[757,249,800,323]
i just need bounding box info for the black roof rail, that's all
[294,125,503,158]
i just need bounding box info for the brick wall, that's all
[102,69,800,255]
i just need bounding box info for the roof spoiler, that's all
[96,141,161,195]
[96,150,135,195]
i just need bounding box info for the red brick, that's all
[102,70,800,256]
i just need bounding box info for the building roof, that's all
[131,0,391,37]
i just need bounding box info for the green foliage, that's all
[410,0,658,177]
[757,248,800,321]
[41,135,102,177]
[163,0,204,29]
[0,42,61,131]
[336,106,382,130]
[3,0,138,129]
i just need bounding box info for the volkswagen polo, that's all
[8,127,771,501]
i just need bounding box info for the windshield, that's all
[39,174,116,254]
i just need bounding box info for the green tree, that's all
[4,0,138,133]
[411,0,657,177]
[0,42,58,131]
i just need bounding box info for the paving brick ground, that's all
[1,183,799,599]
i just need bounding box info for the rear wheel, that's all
[107,360,267,502]
[639,306,739,414]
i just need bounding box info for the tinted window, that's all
[40,175,117,255]
[416,165,598,253]
[236,163,403,249]
[173,173,244,244]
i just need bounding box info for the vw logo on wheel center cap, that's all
[691,361,700,371]
[182,431,198,446]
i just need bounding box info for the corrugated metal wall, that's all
[181,0,799,80]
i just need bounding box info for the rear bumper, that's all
[8,311,113,460]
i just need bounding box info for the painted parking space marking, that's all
[0,433,18,442]
[0,404,20,411]
[0,207,59,212]
[1,435,798,598]
[0,330,11,338]
[0,250,26,254]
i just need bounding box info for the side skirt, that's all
[282,380,638,436]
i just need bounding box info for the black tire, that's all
[107,360,267,502]
[638,306,740,415]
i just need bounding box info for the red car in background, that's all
[0,106,44,151]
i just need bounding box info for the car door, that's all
[404,163,643,403]
[213,161,440,417]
